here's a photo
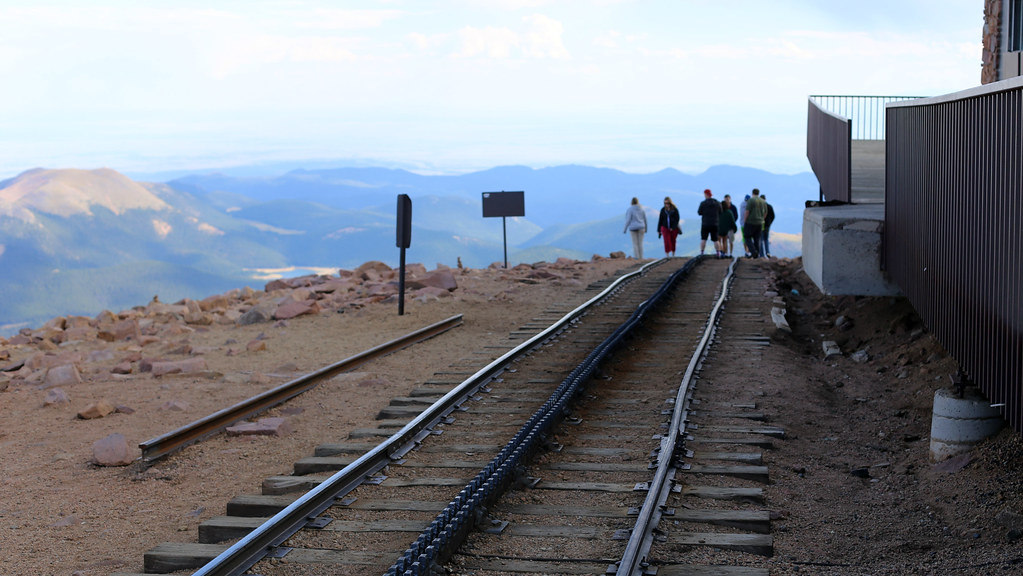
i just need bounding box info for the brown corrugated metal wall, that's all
[886,83,1023,433]
[806,98,851,203]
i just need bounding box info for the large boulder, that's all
[274,300,321,320]
[411,269,458,292]
[236,302,276,326]
[93,433,134,466]
[44,364,82,389]
[355,261,393,281]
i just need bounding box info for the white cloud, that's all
[208,34,359,78]
[292,9,406,30]
[457,26,520,58]
[454,14,568,59]
[594,30,621,49]
[0,1,986,178]
[521,14,569,58]
[408,32,450,52]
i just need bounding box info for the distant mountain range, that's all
[0,164,818,334]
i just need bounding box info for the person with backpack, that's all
[742,188,768,258]
[759,194,776,258]
[718,194,738,257]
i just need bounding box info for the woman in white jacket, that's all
[623,197,647,259]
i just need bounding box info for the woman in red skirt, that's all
[657,197,681,257]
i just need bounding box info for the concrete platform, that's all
[802,204,900,297]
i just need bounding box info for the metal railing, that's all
[885,78,1023,434]
[807,97,851,202]
[811,95,923,140]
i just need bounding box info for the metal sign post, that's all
[396,194,412,315]
[481,191,525,269]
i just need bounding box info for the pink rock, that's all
[8,334,30,346]
[312,279,352,294]
[88,350,115,362]
[159,400,190,411]
[199,293,230,312]
[528,269,563,280]
[414,286,452,300]
[150,357,208,376]
[264,278,290,292]
[405,263,428,276]
[274,300,320,320]
[111,362,133,375]
[28,351,82,371]
[226,417,292,437]
[113,318,142,341]
[354,261,392,277]
[93,433,134,466]
[366,282,398,296]
[51,515,79,528]
[138,335,161,346]
[44,388,71,406]
[44,364,82,389]
[33,327,66,345]
[412,269,458,292]
[42,317,68,330]
[78,400,116,419]
[67,315,93,329]
[287,287,315,302]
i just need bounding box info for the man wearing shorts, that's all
[697,189,722,258]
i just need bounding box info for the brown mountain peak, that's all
[0,167,169,218]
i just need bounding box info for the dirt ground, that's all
[1,256,1021,576]
[760,258,1023,575]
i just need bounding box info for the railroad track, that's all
[129,256,785,576]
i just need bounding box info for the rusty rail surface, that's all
[138,314,463,463]
[886,78,1023,434]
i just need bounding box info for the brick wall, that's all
[982,0,1001,84]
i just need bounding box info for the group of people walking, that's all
[623,189,775,259]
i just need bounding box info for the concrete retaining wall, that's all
[802,204,900,297]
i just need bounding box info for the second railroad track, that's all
[136,255,785,576]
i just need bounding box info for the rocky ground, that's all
[1,255,1021,575]
[759,258,1023,575]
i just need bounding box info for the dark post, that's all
[502,216,508,269]
[396,194,412,315]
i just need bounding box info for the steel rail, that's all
[190,258,666,576]
[385,256,702,576]
[139,314,464,464]
[615,257,738,576]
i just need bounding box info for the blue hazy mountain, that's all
[0,164,817,334]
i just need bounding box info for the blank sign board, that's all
[482,191,525,218]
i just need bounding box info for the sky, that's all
[0,0,982,179]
